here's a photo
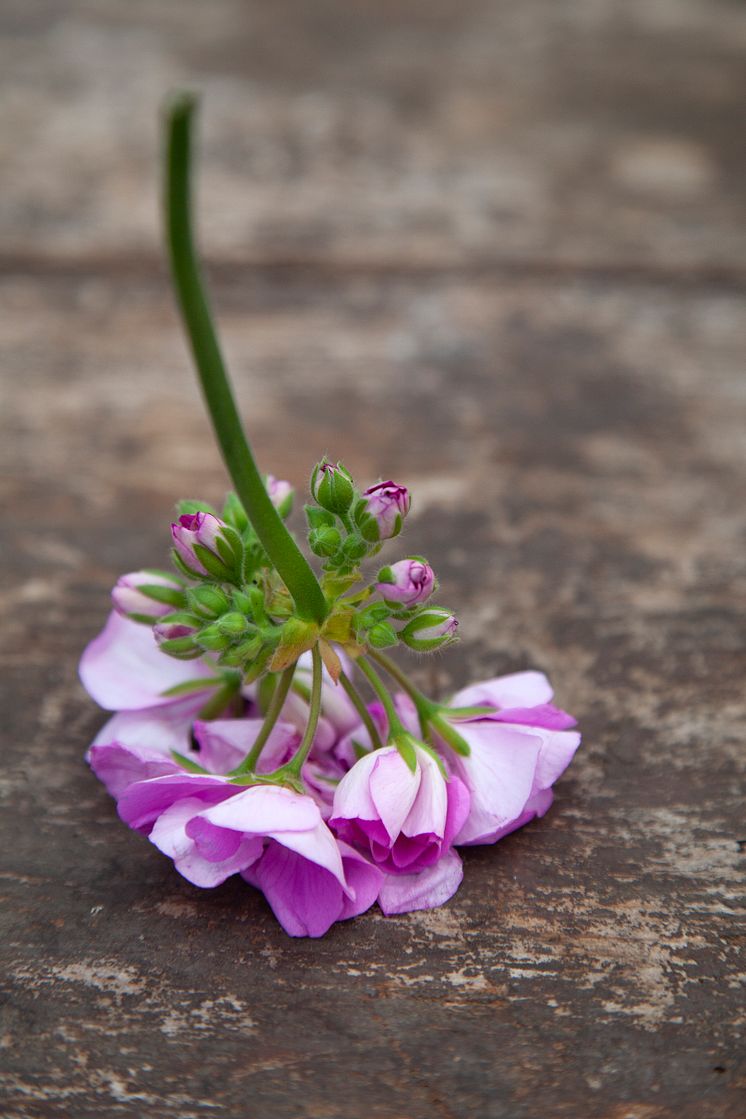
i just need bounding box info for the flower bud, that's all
[266,475,294,517]
[367,621,399,650]
[153,614,202,658]
[216,611,250,636]
[400,607,459,652]
[187,583,232,620]
[171,512,241,581]
[341,535,368,563]
[356,481,410,542]
[376,559,435,607]
[112,571,185,621]
[311,460,355,515]
[309,526,342,558]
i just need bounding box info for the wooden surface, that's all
[1,2,745,1117]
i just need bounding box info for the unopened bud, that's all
[171,512,241,581]
[400,607,459,652]
[311,460,355,515]
[266,475,294,517]
[356,481,410,542]
[216,611,250,636]
[377,558,435,607]
[153,614,202,658]
[367,621,399,649]
[112,571,185,621]
[309,526,342,557]
[187,583,232,619]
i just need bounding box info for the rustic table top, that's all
[2,2,744,1117]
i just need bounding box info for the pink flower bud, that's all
[266,475,293,513]
[171,512,230,577]
[400,607,458,651]
[376,559,434,607]
[111,572,184,620]
[359,481,410,541]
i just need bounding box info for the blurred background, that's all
[1,3,745,1117]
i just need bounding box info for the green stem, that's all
[164,94,328,625]
[197,677,240,721]
[367,649,438,725]
[338,669,384,750]
[368,649,471,756]
[232,663,296,774]
[286,644,323,775]
[356,657,407,739]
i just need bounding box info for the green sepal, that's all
[269,617,319,671]
[160,677,220,697]
[376,565,395,585]
[196,622,233,651]
[216,611,250,636]
[393,733,419,773]
[158,637,202,658]
[192,542,236,582]
[177,498,218,517]
[187,584,231,619]
[243,643,275,684]
[222,491,250,533]
[305,505,336,530]
[431,714,471,757]
[171,547,204,581]
[171,750,210,774]
[136,583,187,609]
[366,622,398,650]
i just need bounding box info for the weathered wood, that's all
[1,1,744,1117]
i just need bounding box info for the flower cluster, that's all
[79,98,581,938]
[81,469,580,937]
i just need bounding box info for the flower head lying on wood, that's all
[79,94,580,937]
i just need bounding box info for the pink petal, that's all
[79,612,215,710]
[197,786,321,835]
[451,670,554,712]
[450,723,543,845]
[117,772,235,833]
[244,841,345,937]
[368,750,421,841]
[192,719,299,775]
[89,693,205,758]
[378,849,464,915]
[336,842,385,921]
[401,749,448,839]
[88,742,181,798]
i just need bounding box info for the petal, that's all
[89,693,205,757]
[88,742,181,798]
[378,849,464,915]
[197,786,321,835]
[192,718,298,775]
[117,772,235,833]
[336,842,385,920]
[490,704,577,730]
[245,841,345,937]
[449,722,543,845]
[368,750,421,841]
[79,611,215,710]
[402,749,448,839]
[451,670,554,712]
[442,776,472,848]
[483,788,555,845]
[151,799,262,887]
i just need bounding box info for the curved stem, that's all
[356,657,406,739]
[338,669,384,751]
[164,94,328,625]
[232,663,296,774]
[367,649,438,725]
[287,644,323,775]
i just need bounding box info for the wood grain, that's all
[1,2,744,1117]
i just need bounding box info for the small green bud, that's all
[196,622,234,651]
[341,535,368,562]
[367,621,399,649]
[187,584,232,619]
[309,526,342,557]
[305,505,337,530]
[216,612,250,636]
[311,460,355,515]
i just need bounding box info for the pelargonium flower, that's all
[171,511,234,578]
[330,743,470,877]
[438,671,580,846]
[118,774,381,936]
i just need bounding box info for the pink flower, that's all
[266,475,293,512]
[376,559,434,607]
[79,612,217,711]
[330,744,470,876]
[441,671,580,846]
[400,607,458,652]
[118,774,381,937]
[359,481,410,541]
